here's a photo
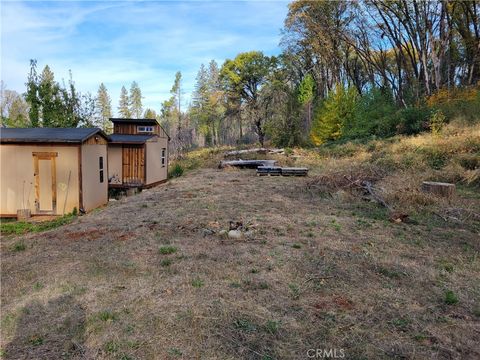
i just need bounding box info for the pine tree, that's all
[96,83,112,133]
[144,108,156,119]
[25,60,40,127]
[310,85,357,145]
[118,86,131,118]
[170,72,182,131]
[129,81,143,118]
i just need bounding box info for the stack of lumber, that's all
[219,159,277,169]
[281,167,309,176]
[257,166,282,176]
[257,166,309,177]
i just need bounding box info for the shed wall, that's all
[81,144,108,211]
[146,137,168,184]
[107,146,123,185]
[0,145,79,215]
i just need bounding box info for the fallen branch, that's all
[360,181,392,211]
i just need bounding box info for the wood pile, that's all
[257,166,309,177]
[219,159,277,169]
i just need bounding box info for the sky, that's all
[1,0,289,116]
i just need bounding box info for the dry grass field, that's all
[1,123,479,359]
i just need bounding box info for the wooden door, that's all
[33,152,57,214]
[122,146,145,185]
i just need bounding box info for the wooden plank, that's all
[32,151,58,159]
[51,156,57,214]
[78,146,83,211]
[33,155,40,212]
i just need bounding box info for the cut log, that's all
[219,159,277,169]
[224,148,267,157]
[421,181,455,198]
[224,148,284,157]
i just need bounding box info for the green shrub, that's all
[395,106,431,135]
[168,164,184,178]
[344,88,398,139]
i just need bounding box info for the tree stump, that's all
[421,181,455,198]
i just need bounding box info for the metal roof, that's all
[0,128,107,144]
[109,118,159,125]
[108,134,157,144]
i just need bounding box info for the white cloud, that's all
[1,0,289,115]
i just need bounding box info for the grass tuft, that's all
[159,246,177,255]
[444,290,459,305]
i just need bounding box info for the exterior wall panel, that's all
[146,137,168,184]
[81,144,108,212]
[0,145,79,215]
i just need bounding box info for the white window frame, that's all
[137,126,154,133]
[161,148,166,167]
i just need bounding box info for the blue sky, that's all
[1,0,289,115]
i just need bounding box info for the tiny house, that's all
[0,128,109,217]
[108,118,169,188]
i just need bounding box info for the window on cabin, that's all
[161,148,166,167]
[99,156,104,183]
[137,126,154,133]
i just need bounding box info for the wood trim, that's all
[1,213,62,218]
[51,156,57,213]
[78,145,84,211]
[32,152,58,158]
[143,179,168,189]
[2,143,79,147]
[108,178,167,190]
[32,152,57,214]
[144,143,147,183]
[33,155,40,212]
[0,214,18,218]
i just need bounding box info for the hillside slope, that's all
[1,125,479,359]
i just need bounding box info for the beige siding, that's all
[81,144,108,212]
[107,146,123,184]
[146,137,168,184]
[0,145,79,215]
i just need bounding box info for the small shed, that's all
[108,118,169,188]
[0,128,109,216]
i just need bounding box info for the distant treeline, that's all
[1,0,479,151]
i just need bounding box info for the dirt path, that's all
[1,167,479,359]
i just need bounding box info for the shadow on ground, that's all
[4,295,86,359]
